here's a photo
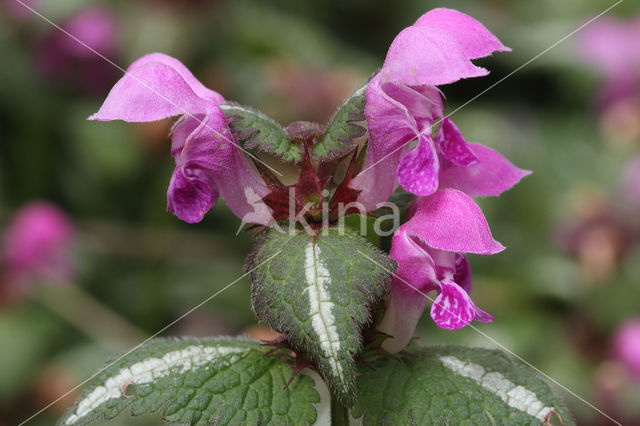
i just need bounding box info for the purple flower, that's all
[37,7,119,94]
[377,189,503,353]
[2,202,75,292]
[90,53,270,224]
[611,318,640,380]
[353,8,530,210]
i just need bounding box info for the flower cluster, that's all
[91,8,528,353]
[357,8,529,352]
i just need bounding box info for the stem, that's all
[30,283,147,352]
[330,393,349,426]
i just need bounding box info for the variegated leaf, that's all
[59,337,326,425]
[351,345,575,425]
[248,227,394,405]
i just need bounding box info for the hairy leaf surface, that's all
[249,227,394,405]
[351,345,574,425]
[60,337,323,425]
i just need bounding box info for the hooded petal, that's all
[167,166,219,224]
[414,8,511,59]
[397,134,440,196]
[439,143,531,197]
[128,53,224,104]
[378,25,488,87]
[89,53,223,122]
[437,118,478,167]
[431,280,485,330]
[405,189,504,254]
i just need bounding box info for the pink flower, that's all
[611,318,640,380]
[2,202,75,291]
[353,8,528,210]
[37,7,119,94]
[90,53,270,224]
[377,189,503,353]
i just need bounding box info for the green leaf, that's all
[313,84,366,160]
[248,227,394,406]
[220,103,302,163]
[352,345,575,425]
[59,337,325,426]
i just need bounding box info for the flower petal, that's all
[179,112,234,174]
[405,189,504,254]
[389,228,438,289]
[380,82,444,130]
[378,25,488,87]
[214,153,273,225]
[415,8,511,59]
[430,280,476,330]
[166,166,219,224]
[128,53,224,104]
[437,118,478,167]
[353,76,417,210]
[454,253,472,293]
[378,228,439,353]
[439,143,531,197]
[89,54,222,122]
[397,134,440,196]
[377,280,429,354]
[170,115,202,156]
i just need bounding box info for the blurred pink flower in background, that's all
[612,318,640,380]
[36,6,119,94]
[577,16,640,106]
[1,202,75,298]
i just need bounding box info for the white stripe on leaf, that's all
[303,242,344,383]
[65,345,249,425]
[439,355,554,421]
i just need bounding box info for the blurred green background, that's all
[1,0,639,424]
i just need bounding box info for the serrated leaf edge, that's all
[62,343,252,425]
[220,103,301,163]
[438,355,555,422]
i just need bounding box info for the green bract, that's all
[220,103,302,163]
[312,84,367,160]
